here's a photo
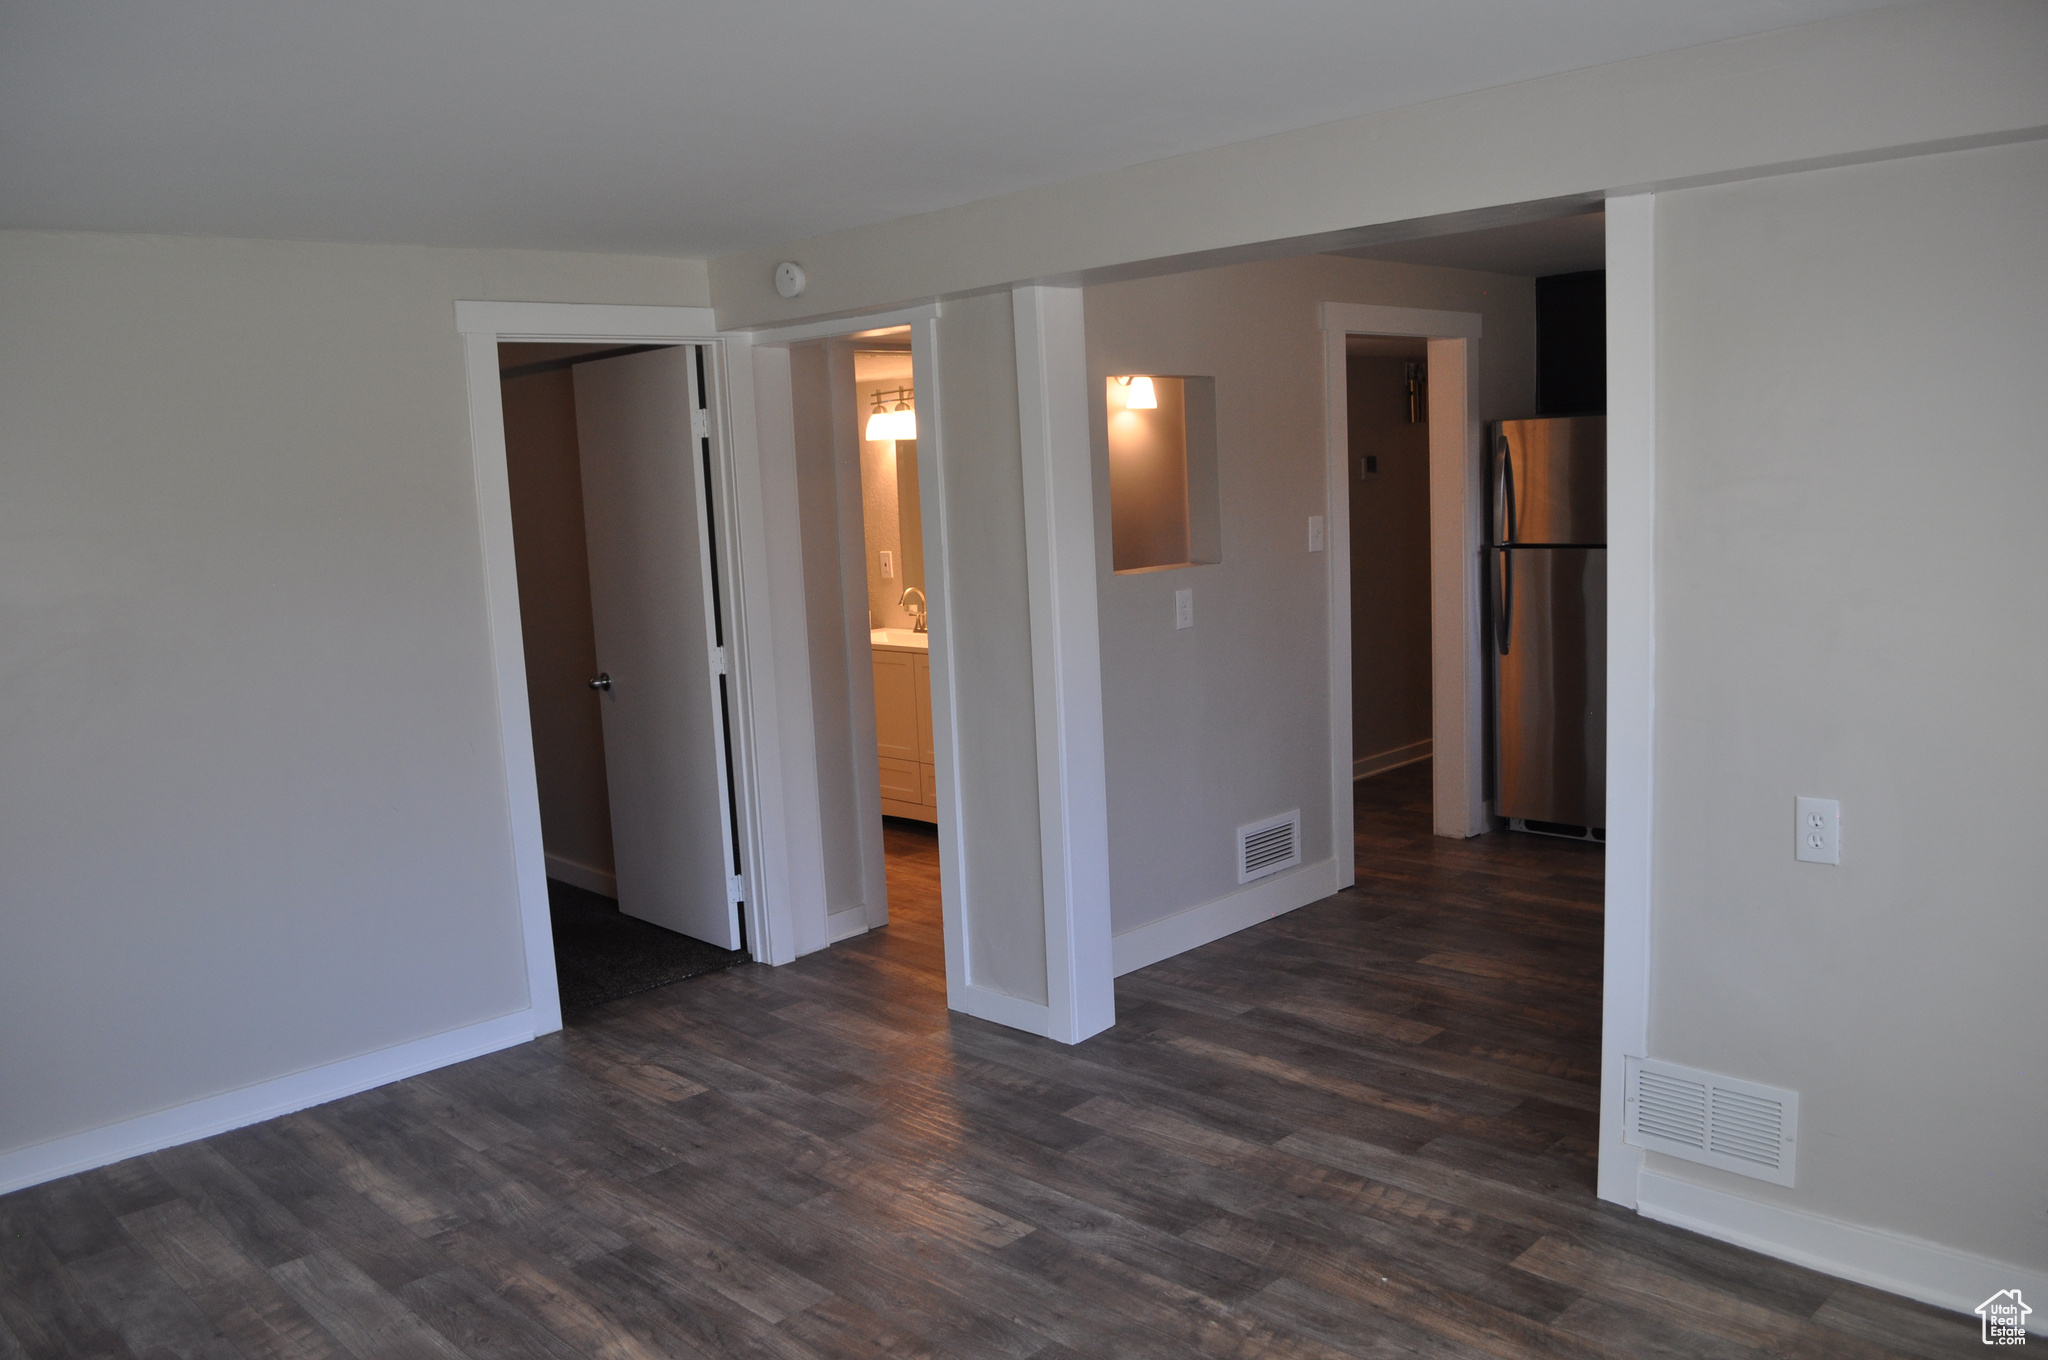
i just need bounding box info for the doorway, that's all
[497,341,751,1015]
[1345,337,1435,788]
[782,328,947,981]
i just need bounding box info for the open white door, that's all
[574,346,744,950]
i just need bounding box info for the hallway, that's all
[0,768,1972,1358]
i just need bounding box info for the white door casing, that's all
[457,302,790,1038]
[574,346,742,949]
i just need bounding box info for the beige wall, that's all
[0,229,705,1159]
[1650,138,2048,1270]
[1347,353,1433,765]
[1083,254,1534,934]
[499,364,614,885]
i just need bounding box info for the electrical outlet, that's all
[1795,797,1840,865]
[1174,588,1193,630]
[1308,516,1325,552]
[879,549,894,579]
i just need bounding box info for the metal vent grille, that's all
[1237,810,1302,884]
[1625,1057,1798,1186]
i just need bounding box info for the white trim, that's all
[1354,738,1432,780]
[1637,1171,2048,1337]
[544,853,616,898]
[0,1011,538,1196]
[1425,334,1487,839]
[1112,857,1339,977]
[1321,303,1481,342]
[909,313,976,1021]
[742,304,996,1028]
[1319,303,1485,844]
[743,303,941,346]
[732,343,827,961]
[459,303,788,999]
[711,333,799,965]
[457,301,718,339]
[1599,194,1656,1208]
[461,331,564,1037]
[827,908,870,943]
[1319,315,1356,889]
[1011,286,1117,1044]
[954,984,1055,1039]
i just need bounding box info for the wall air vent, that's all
[1625,1057,1798,1187]
[1236,810,1302,884]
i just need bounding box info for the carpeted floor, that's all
[547,878,749,1015]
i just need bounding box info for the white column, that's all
[1600,192,1657,1207]
[1011,285,1117,1044]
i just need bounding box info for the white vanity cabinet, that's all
[871,632,937,822]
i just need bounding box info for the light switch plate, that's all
[1174,588,1193,630]
[879,549,894,579]
[1308,516,1325,552]
[1796,797,1840,865]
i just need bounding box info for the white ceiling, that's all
[0,1,1891,259]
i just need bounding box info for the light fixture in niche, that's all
[864,385,916,441]
[1115,374,1158,409]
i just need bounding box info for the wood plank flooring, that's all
[2,764,1979,1357]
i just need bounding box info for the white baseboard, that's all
[1354,738,1432,780]
[827,908,870,943]
[951,983,1053,1039]
[1637,1169,2048,1335]
[1112,857,1339,977]
[545,853,616,898]
[0,1011,539,1196]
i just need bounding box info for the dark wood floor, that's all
[1,763,1977,1358]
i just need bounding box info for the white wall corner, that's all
[713,332,805,965]
[0,1011,539,1196]
[1599,192,1657,1208]
[1012,284,1117,1044]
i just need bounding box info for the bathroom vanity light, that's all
[1115,374,1158,409]
[864,386,916,441]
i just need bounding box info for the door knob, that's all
[588,673,611,692]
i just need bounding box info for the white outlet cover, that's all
[1174,588,1193,630]
[1795,796,1840,865]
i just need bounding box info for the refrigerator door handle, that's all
[1493,547,1514,656]
[1496,434,1517,544]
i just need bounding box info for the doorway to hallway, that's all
[497,342,750,1015]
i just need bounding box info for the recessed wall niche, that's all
[1106,374,1220,573]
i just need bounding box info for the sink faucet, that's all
[899,586,927,633]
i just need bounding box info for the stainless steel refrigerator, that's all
[1490,417,1606,836]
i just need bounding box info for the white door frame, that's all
[1598,194,1655,1208]
[745,296,1116,1044]
[1319,302,1488,870]
[456,301,783,1036]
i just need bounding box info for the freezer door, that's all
[1495,417,1607,545]
[1494,546,1606,828]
